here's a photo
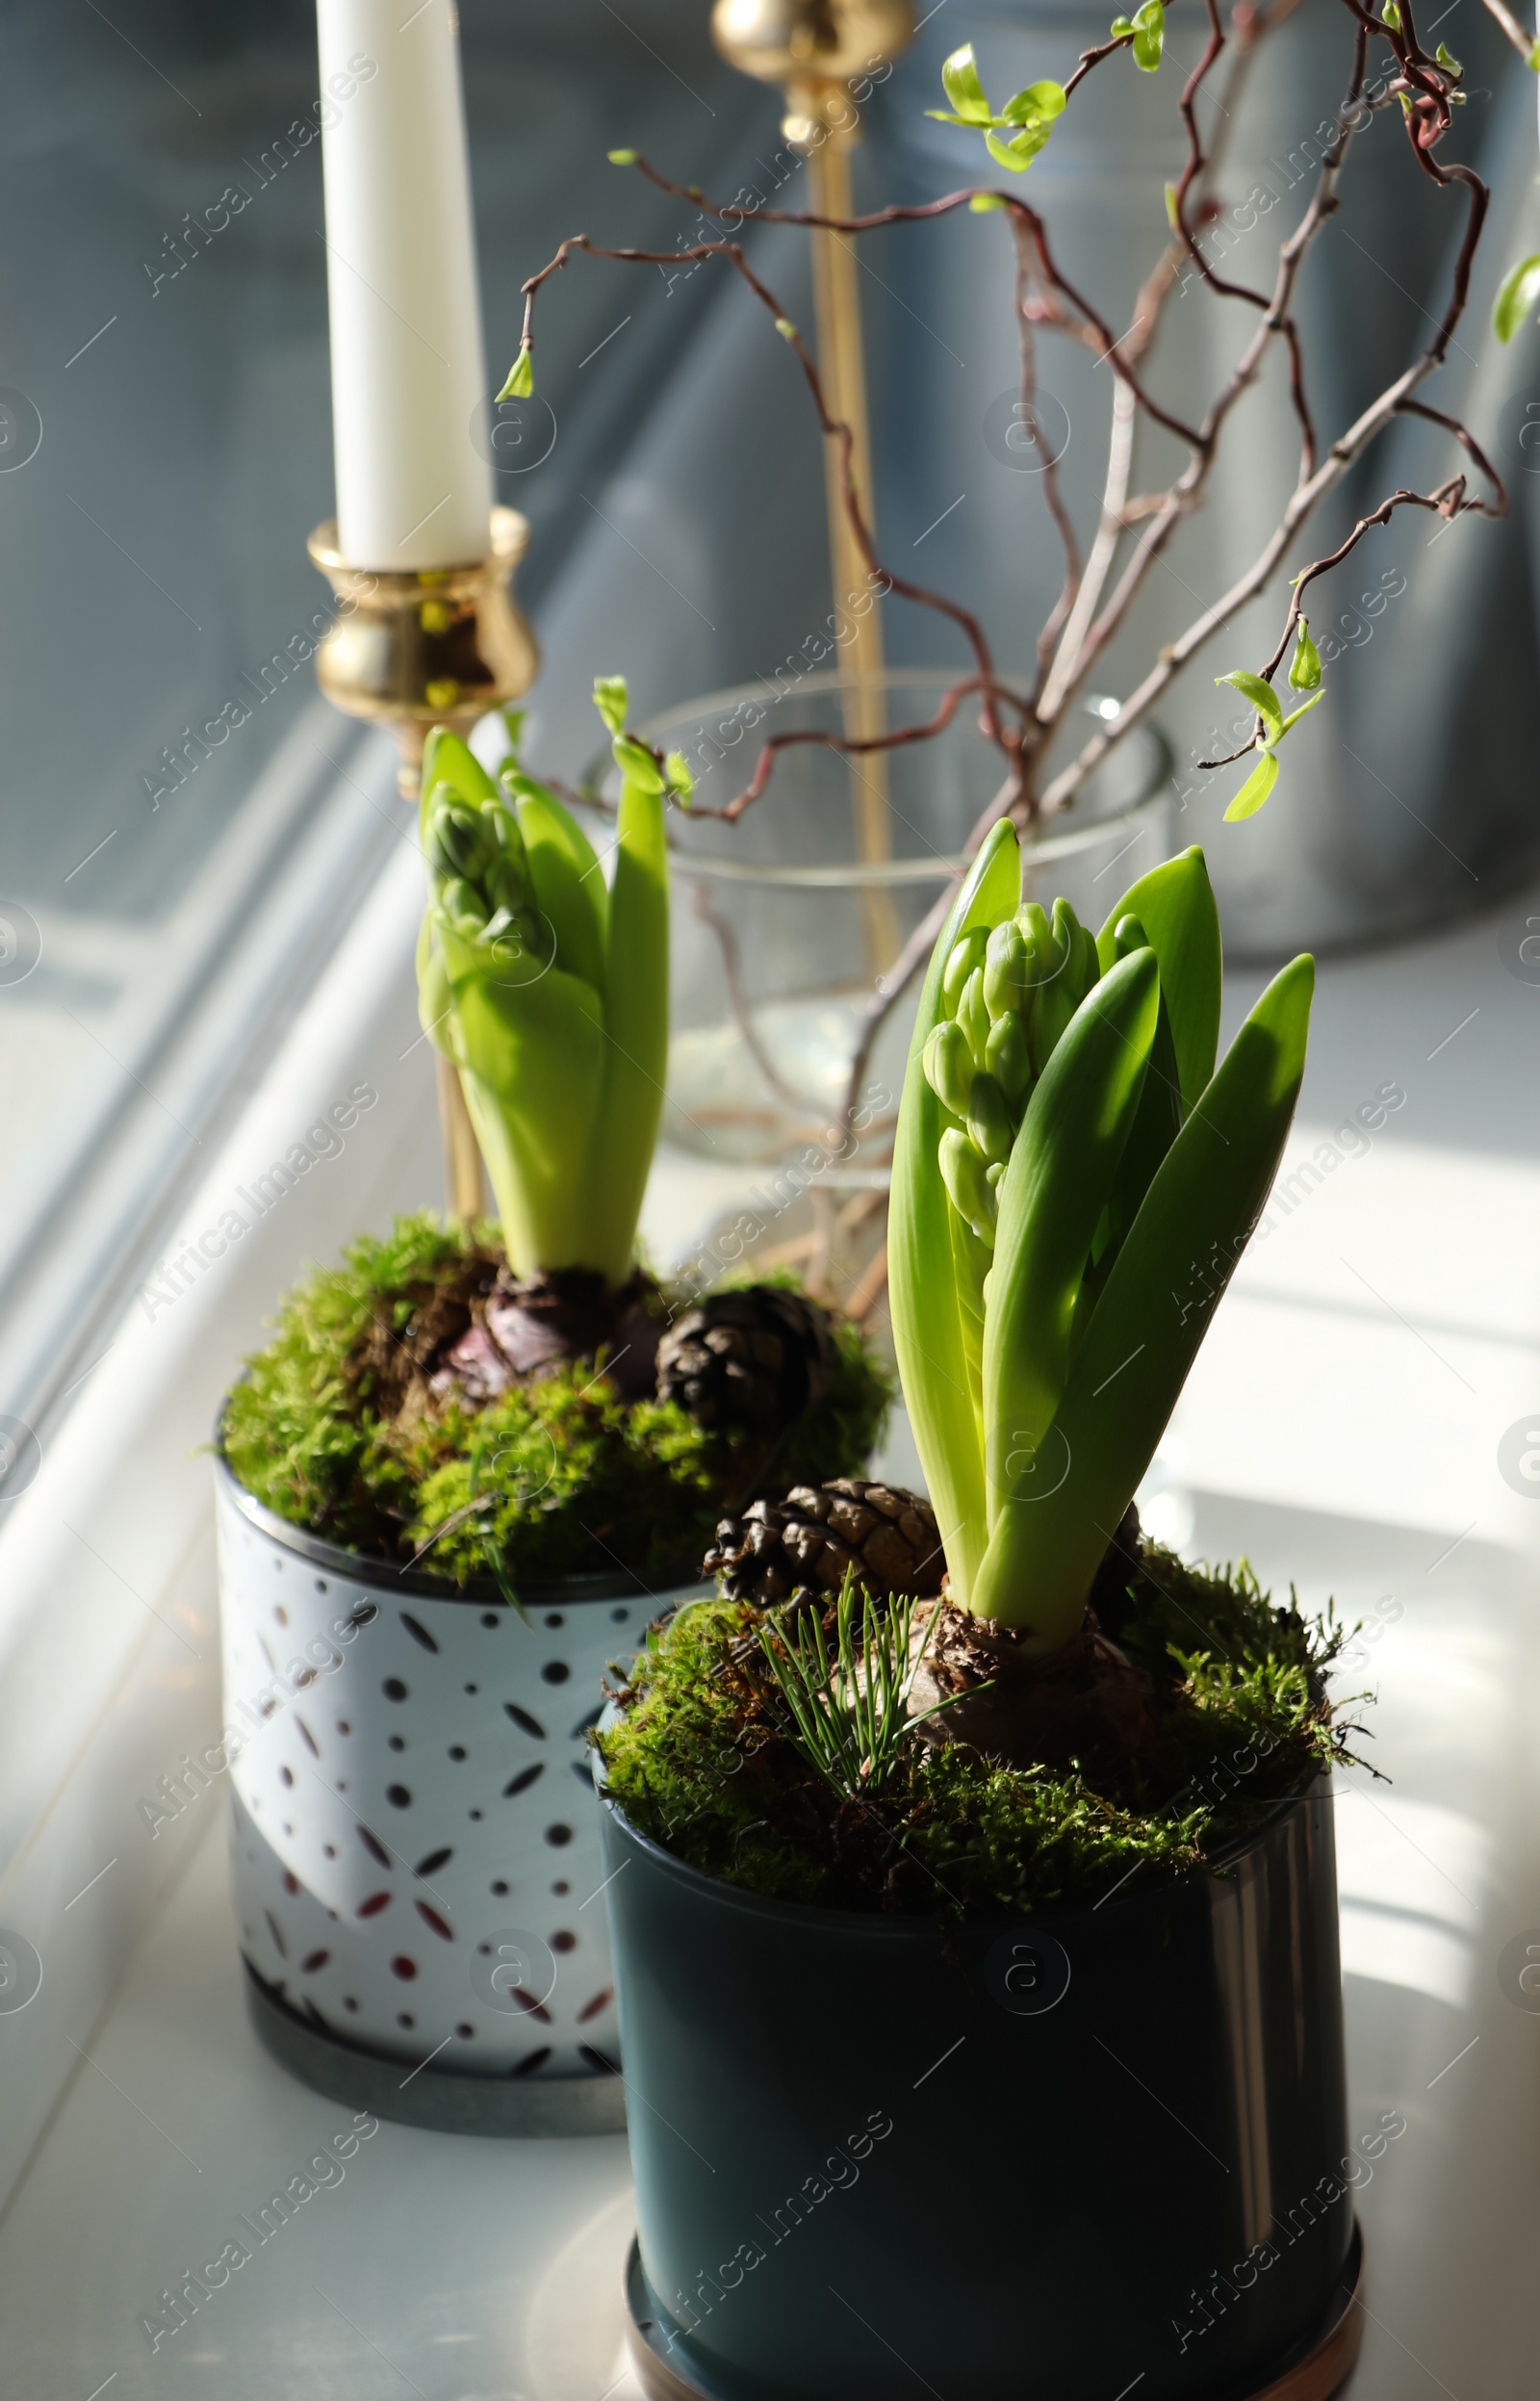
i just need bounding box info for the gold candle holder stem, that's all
[805,126,900,976]
[710,2,915,978]
[308,505,540,1226]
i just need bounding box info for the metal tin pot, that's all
[603,1775,1360,2399]
[215,1451,706,2135]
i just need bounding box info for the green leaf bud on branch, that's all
[1111,1,1165,71]
[1217,668,1283,740]
[1288,619,1322,690]
[498,344,534,402]
[1223,748,1280,822]
[928,43,1065,172]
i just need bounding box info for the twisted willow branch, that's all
[507,0,1504,1123]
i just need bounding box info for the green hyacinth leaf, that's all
[1094,846,1221,1116]
[505,771,608,994]
[977,948,1160,1558]
[976,955,1314,1644]
[889,817,1022,1611]
[570,760,669,1287]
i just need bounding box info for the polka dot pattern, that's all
[218,1467,706,2089]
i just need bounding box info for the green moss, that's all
[595,1554,1359,1918]
[221,1213,890,1588]
[221,1214,469,1554]
[406,1377,727,1587]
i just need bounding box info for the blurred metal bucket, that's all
[864,0,1540,955]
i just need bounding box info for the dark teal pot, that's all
[602,1778,1356,2401]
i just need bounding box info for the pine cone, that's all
[655,1286,836,1433]
[704,1480,944,1610]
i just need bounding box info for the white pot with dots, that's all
[214,1454,705,2134]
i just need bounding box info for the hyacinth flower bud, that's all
[440,875,487,934]
[939,1127,997,1248]
[1113,912,1149,961]
[1015,900,1056,985]
[923,1020,976,1118]
[416,695,669,1291]
[985,1009,1033,1113]
[942,927,989,1015]
[958,966,992,1070]
[967,1070,1014,1165]
[1050,897,1086,990]
[1029,969,1076,1074]
[983,917,1034,1022]
[428,797,499,888]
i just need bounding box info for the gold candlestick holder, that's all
[712,0,913,975]
[308,504,541,1224]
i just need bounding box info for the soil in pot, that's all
[220,1212,890,1590]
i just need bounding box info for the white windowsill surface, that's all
[3,846,1540,2396]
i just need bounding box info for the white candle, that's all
[316,0,494,570]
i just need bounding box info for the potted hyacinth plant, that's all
[596,836,1367,2401]
[525,0,1521,2366]
[215,680,888,2135]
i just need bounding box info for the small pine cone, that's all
[703,1479,944,1611]
[655,1285,836,1434]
